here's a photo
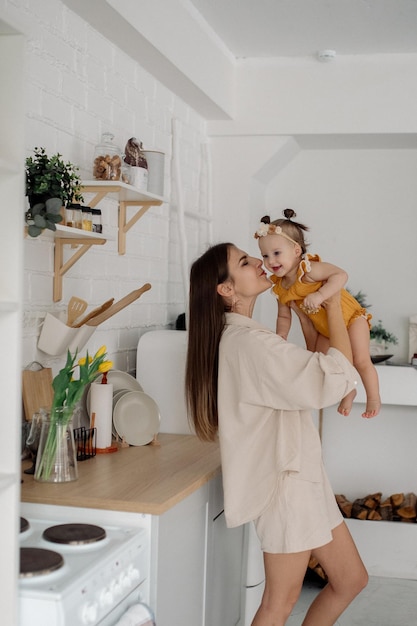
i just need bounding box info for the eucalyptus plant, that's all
[26,197,63,238]
[25,147,84,237]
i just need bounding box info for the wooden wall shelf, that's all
[28,182,164,301]
[81,180,164,255]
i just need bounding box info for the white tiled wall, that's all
[3,0,210,376]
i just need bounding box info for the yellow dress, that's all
[270,254,371,338]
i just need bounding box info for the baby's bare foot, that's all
[362,398,381,419]
[337,389,357,416]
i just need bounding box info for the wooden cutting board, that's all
[22,368,53,421]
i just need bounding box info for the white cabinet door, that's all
[207,510,245,626]
[152,484,209,625]
[205,473,245,626]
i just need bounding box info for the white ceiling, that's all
[188,0,417,59]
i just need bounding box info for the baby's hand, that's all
[301,292,323,314]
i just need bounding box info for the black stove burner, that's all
[42,523,107,545]
[20,517,30,533]
[20,547,64,578]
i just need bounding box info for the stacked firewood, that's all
[336,492,417,522]
[308,492,417,584]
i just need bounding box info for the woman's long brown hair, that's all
[185,243,232,441]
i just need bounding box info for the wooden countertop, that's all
[21,434,221,515]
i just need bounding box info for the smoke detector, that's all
[317,49,336,62]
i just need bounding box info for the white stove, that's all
[19,503,152,626]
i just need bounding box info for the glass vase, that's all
[34,407,78,483]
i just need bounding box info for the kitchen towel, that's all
[90,381,113,449]
[113,602,155,625]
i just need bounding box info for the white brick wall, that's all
[4,0,210,376]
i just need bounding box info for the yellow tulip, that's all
[98,360,113,373]
[94,345,107,359]
[78,355,93,366]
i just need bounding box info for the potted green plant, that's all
[349,290,398,355]
[25,147,84,237]
[369,320,398,352]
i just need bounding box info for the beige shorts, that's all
[254,466,343,554]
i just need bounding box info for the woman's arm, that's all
[303,261,348,311]
[276,301,292,339]
[290,302,319,351]
[325,292,353,363]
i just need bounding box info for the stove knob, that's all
[81,601,98,625]
[110,578,123,598]
[119,571,131,590]
[127,564,140,582]
[99,586,113,607]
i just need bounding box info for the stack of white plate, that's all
[86,370,160,446]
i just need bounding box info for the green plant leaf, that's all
[45,220,57,231]
[34,214,46,227]
[28,224,42,237]
[31,202,45,216]
[45,197,63,214]
[45,212,63,224]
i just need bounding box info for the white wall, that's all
[208,137,417,363]
[0,0,210,377]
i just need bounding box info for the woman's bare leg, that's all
[251,550,310,626]
[301,522,368,626]
[348,318,380,418]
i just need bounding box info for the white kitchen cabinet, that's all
[0,20,25,626]
[150,473,245,626]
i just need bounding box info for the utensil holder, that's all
[38,312,95,356]
[74,426,97,461]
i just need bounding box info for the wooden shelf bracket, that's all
[53,236,106,302]
[81,182,164,255]
[118,200,155,255]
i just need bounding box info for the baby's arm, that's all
[303,261,348,311]
[276,301,292,339]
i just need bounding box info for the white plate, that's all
[113,391,160,446]
[94,369,143,393]
[112,389,131,436]
[86,370,143,417]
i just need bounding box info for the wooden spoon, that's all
[67,296,88,326]
[72,298,115,328]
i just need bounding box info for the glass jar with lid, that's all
[66,203,82,229]
[81,206,93,231]
[93,132,122,181]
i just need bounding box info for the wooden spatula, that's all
[67,296,88,326]
[72,298,115,328]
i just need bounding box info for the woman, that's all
[186,243,368,626]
